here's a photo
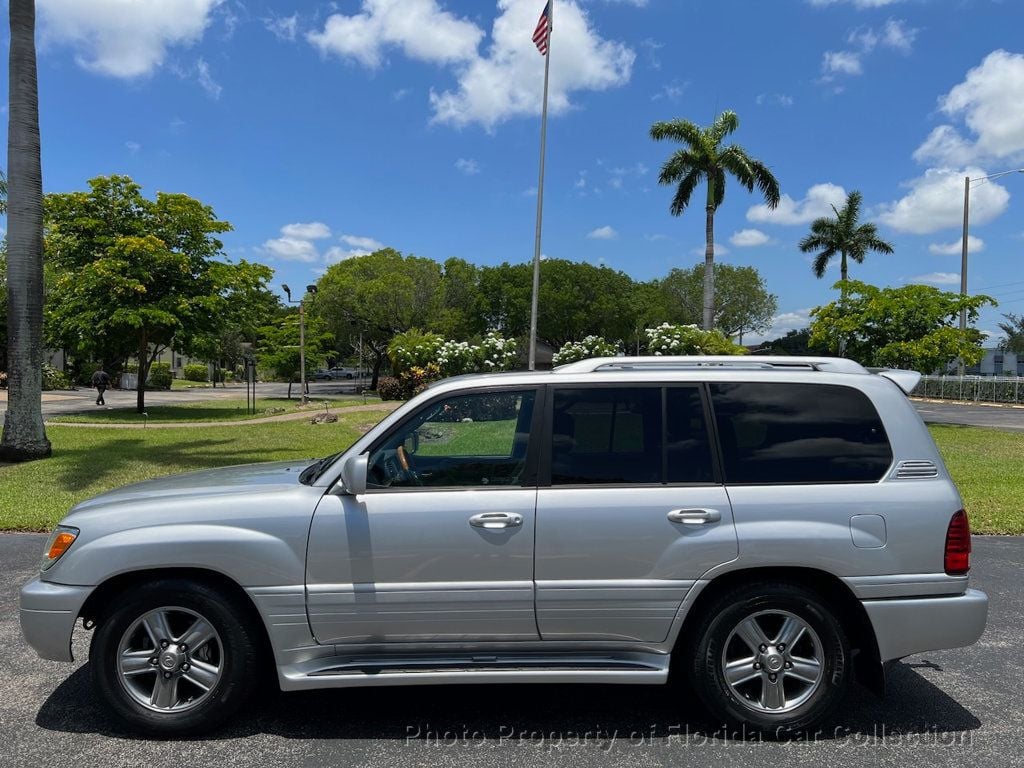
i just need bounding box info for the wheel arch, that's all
[675,566,884,696]
[79,567,276,684]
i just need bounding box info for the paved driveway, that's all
[914,400,1024,431]
[2,534,1019,767]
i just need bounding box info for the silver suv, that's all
[20,356,988,736]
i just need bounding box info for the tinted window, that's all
[666,387,715,483]
[551,388,662,485]
[709,382,892,484]
[368,389,535,489]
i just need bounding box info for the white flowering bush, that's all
[435,339,479,377]
[552,335,619,366]
[388,330,444,374]
[480,331,519,372]
[644,323,747,356]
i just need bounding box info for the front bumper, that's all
[20,577,94,662]
[862,588,988,662]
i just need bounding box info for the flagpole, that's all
[528,0,552,371]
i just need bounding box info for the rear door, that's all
[534,384,738,643]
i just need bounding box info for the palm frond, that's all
[711,110,740,142]
[649,119,703,149]
[749,159,781,209]
[670,169,704,216]
[812,249,836,278]
[658,149,702,185]
[712,167,726,210]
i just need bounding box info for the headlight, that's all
[40,525,79,571]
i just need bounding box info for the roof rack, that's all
[552,356,869,375]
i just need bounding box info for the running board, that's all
[279,652,670,691]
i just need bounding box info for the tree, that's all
[809,280,994,372]
[1,0,51,460]
[658,264,777,341]
[650,110,780,331]
[435,257,486,339]
[44,175,252,412]
[798,190,893,297]
[311,248,443,389]
[758,328,828,356]
[997,314,1024,356]
[257,313,331,399]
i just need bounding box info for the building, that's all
[964,347,1022,376]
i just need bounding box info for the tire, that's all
[89,579,262,736]
[688,582,849,736]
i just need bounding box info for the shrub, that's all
[376,377,404,401]
[644,323,747,356]
[388,329,444,374]
[148,362,173,389]
[480,331,519,371]
[183,363,209,382]
[552,335,619,366]
[42,363,72,391]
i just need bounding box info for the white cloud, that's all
[264,13,298,42]
[808,0,904,7]
[307,0,483,69]
[822,51,862,76]
[260,237,320,263]
[455,157,481,175]
[756,93,794,107]
[879,19,917,54]
[747,183,847,226]
[908,272,961,286]
[746,309,814,345]
[38,0,222,79]
[429,0,634,130]
[729,228,773,247]
[914,50,1024,166]
[195,57,222,99]
[878,167,1010,234]
[929,236,984,256]
[651,81,685,102]
[281,222,332,240]
[690,243,730,257]
[125,141,141,154]
[587,225,618,240]
[326,234,386,262]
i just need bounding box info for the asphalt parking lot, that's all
[914,400,1024,431]
[2,533,1020,768]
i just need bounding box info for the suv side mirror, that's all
[402,430,420,456]
[339,454,368,495]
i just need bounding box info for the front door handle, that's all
[469,512,524,530]
[667,508,722,525]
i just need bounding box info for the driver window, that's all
[367,389,536,489]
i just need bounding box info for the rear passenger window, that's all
[709,382,893,484]
[551,388,662,484]
[666,387,715,483]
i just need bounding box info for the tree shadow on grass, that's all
[50,437,284,493]
[37,660,980,745]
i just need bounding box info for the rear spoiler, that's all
[871,368,922,395]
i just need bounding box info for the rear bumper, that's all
[862,588,988,662]
[20,577,93,662]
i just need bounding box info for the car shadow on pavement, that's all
[36,660,980,743]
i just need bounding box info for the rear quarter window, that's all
[709,382,893,484]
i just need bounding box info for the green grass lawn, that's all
[0,409,390,530]
[170,379,213,390]
[49,396,371,424]
[929,425,1024,535]
[0,420,1021,534]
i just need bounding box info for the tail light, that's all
[944,510,971,575]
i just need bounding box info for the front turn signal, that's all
[41,525,79,571]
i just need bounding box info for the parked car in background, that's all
[20,356,987,736]
[312,367,365,381]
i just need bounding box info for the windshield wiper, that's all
[299,452,340,485]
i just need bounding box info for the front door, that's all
[307,387,542,645]
[535,385,738,643]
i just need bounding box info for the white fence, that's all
[916,375,1024,404]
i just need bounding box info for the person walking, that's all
[91,368,110,406]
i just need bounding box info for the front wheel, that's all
[90,579,262,735]
[688,582,849,736]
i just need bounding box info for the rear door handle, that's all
[667,508,722,525]
[469,512,524,530]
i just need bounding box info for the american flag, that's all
[532,1,551,55]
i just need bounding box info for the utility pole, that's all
[282,283,317,404]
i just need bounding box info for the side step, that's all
[279,652,670,691]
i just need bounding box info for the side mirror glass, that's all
[339,454,368,495]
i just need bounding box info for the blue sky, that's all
[4,0,1024,342]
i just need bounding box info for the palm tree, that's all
[650,110,780,331]
[798,190,893,297]
[1,0,51,461]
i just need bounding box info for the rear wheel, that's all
[90,579,261,735]
[688,582,849,735]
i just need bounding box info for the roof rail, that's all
[552,356,870,375]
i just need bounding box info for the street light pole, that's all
[282,283,318,404]
[956,168,1024,374]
